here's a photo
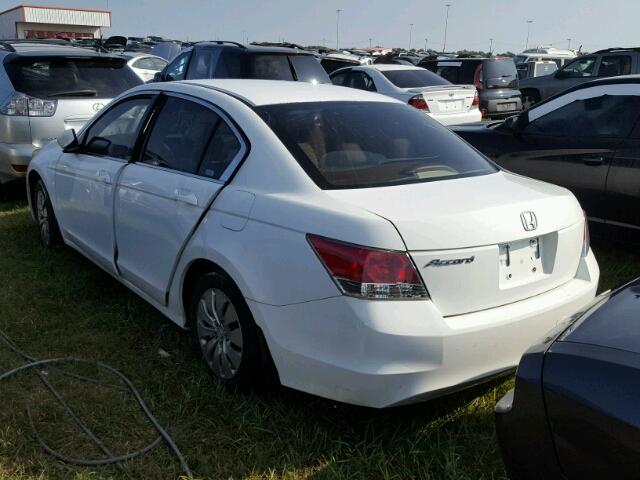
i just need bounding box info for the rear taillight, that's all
[471,91,480,109]
[0,92,57,117]
[10,164,27,173]
[473,64,484,90]
[408,94,430,111]
[307,234,429,300]
[582,212,590,257]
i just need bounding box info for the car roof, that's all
[0,44,121,58]
[152,79,398,107]
[368,64,423,71]
[195,42,313,55]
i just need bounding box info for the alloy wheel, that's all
[196,288,244,379]
[36,188,50,246]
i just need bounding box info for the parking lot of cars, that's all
[1,29,640,480]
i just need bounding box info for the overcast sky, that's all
[1,0,635,52]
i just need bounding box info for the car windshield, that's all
[256,101,497,189]
[381,69,450,88]
[5,56,142,99]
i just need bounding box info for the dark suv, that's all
[518,48,640,108]
[154,41,330,84]
[419,57,522,118]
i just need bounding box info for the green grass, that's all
[0,200,639,480]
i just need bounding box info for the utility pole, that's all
[525,20,533,50]
[489,38,493,56]
[369,38,372,49]
[336,9,342,50]
[443,4,452,52]
[424,38,428,52]
[409,23,414,50]
[567,38,572,50]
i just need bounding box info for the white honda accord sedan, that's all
[26,79,599,408]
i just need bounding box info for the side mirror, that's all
[57,128,79,152]
[152,71,163,83]
[85,137,111,156]
[504,112,529,135]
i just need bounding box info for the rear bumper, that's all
[429,109,483,126]
[0,142,36,184]
[249,251,599,408]
[482,97,523,116]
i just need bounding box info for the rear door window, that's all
[142,97,220,174]
[597,55,632,77]
[347,71,376,91]
[4,56,142,99]
[330,71,350,86]
[198,121,241,179]
[141,96,242,180]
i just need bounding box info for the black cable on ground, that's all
[0,329,193,479]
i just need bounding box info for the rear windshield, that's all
[382,69,451,88]
[483,59,517,79]
[256,101,497,189]
[4,56,142,99]
[216,52,329,83]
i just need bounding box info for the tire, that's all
[34,180,62,247]
[189,271,262,390]
[522,90,540,110]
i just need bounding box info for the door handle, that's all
[583,156,605,166]
[174,188,198,206]
[96,169,111,184]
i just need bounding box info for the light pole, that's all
[567,38,572,50]
[525,20,533,50]
[369,38,372,49]
[424,38,428,52]
[489,38,493,56]
[443,4,452,52]
[336,9,342,51]
[409,23,414,50]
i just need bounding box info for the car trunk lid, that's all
[326,172,584,316]
[407,85,475,114]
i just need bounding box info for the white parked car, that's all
[27,80,599,408]
[122,53,168,82]
[330,64,482,125]
[513,47,577,68]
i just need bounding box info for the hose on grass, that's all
[0,329,193,479]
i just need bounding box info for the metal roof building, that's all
[0,4,111,40]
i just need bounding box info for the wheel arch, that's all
[180,257,280,385]
[27,169,42,219]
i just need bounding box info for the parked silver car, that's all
[0,40,142,184]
